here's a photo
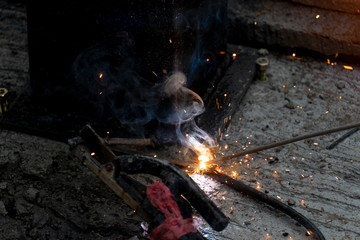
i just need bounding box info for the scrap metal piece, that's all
[0,88,9,116]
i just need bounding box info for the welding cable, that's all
[205,170,326,240]
[326,128,359,150]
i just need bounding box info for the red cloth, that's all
[147,181,197,240]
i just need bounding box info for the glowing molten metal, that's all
[197,147,214,170]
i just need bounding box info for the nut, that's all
[256,57,269,71]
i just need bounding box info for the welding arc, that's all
[206,170,326,240]
[211,122,360,164]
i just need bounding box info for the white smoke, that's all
[162,71,215,154]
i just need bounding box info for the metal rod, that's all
[105,137,154,147]
[211,122,360,164]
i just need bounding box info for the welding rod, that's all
[105,137,155,147]
[211,121,360,164]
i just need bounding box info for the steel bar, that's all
[105,137,154,147]
[211,122,360,164]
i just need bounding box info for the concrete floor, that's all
[1,1,360,240]
[193,48,360,240]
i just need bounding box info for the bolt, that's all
[0,88,9,116]
[255,57,269,81]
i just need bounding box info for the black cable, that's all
[205,170,326,240]
[326,128,359,150]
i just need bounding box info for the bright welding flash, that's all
[198,154,210,170]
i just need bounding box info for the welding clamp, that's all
[69,124,229,240]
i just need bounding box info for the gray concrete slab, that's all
[194,47,360,239]
[228,0,360,57]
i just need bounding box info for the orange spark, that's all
[232,53,237,60]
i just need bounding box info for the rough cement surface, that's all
[1,0,360,240]
[0,130,146,240]
[228,0,360,57]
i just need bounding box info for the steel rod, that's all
[211,122,360,164]
[105,137,154,146]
